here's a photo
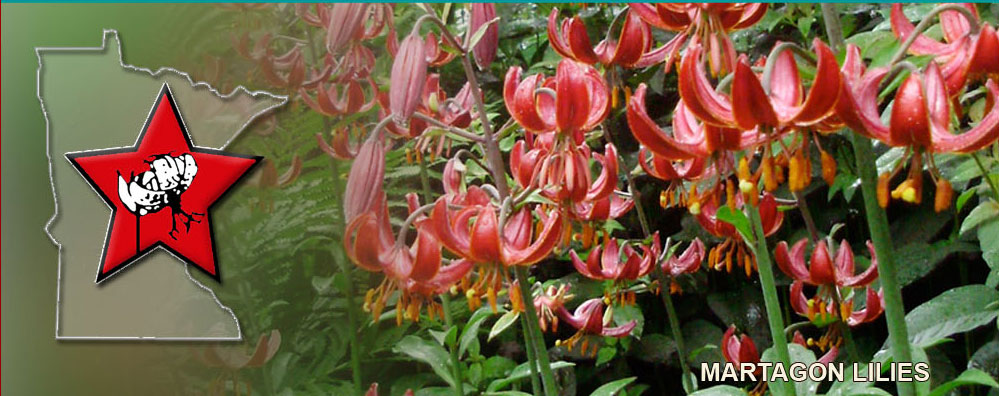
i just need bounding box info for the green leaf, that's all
[979,217,999,271]
[956,188,977,212]
[927,369,999,396]
[460,307,493,358]
[683,320,725,368]
[960,201,999,235]
[688,385,748,396]
[488,310,520,341]
[596,346,617,366]
[589,377,637,396]
[486,361,575,392]
[894,241,978,286]
[394,335,456,387]
[612,304,644,338]
[715,206,753,243]
[482,392,533,396]
[761,344,818,396]
[466,16,501,52]
[901,285,999,348]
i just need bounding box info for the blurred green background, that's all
[2,4,242,394]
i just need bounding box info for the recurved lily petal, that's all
[847,288,885,327]
[732,54,779,130]
[548,9,599,64]
[932,79,999,153]
[678,44,735,127]
[836,44,892,142]
[504,67,553,133]
[837,241,879,287]
[503,208,564,266]
[594,10,652,67]
[776,239,811,283]
[721,325,760,366]
[664,238,705,277]
[627,84,708,160]
[390,32,429,127]
[585,143,620,202]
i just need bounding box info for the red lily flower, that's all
[698,192,783,277]
[299,78,378,117]
[663,238,705,278]
[837,44,999,209]
[388,27,458,67]
[510,140,620,205]
[547,8,653,68]
[630,3,767,75]
[791,331,840,365]
[570,233,661,283]
[560,298,637,338]
[776,238,884,327]
[571,195,634,223]
[430,197,563,310]
[661,238,705,295]
[316,126,361,160]
[628,85,769,160]
[390,31,429,127]
[790,282,885,327]
[535,283,573,332]
[891,3,999,95]
[679,39,841,132]
[504,59,609,144]
[638,148,708,182]
[721,325,760,370]
[775,239,879,288]
[469,3,499,69]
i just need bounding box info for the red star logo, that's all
[66,85,261,283]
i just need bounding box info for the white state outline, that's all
[39,29,289,341]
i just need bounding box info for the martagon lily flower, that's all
[891,3,999,96]
[430,197,564,311]
[661,238,706,294]
[629,3,768,75]
[697,193,783,277]
[775,238,884,327]
[553,298,638,356]
[570,233,661,304]
[547,7,653,68]
[504,59,609,144]
[721,325,760,372]
[836,43,999,210]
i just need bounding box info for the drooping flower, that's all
[552,298,638,356]
[547,7,653,68]
[661,238,705,294]
[316,127,361,160]
[430,197,563,311]
[791,331,840,365]
[299,78,378,117]
[836,44,999,210]
[535,283,573,332]
[721,325,760,370]
[390,31,430,128]
[698,193,784,277]
[774,239,879,288]
[504,59,609,144]
[678,39,842,132]
[891,3,999,95]
[570,233,661,304]
[776,238,884,327]
[325,3,391,55]
[629,3,768,75]
[469,3,499,69]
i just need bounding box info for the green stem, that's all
[418,156,465,396]
[850,134,916,396]
[658,273,694,393]
[520,314,543,395]
[746,205,795,396]
[972,153,999,202]
[514,266,559,396]
[329,158,364,395]
[820,4,844,53]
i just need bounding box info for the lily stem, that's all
[456,35,558,393]
[419,156,465,396]
[972,153,999,203]
[820,4,844,53]
[328,157,364,395]
[793,191,821,243]
[515,266,559,396]
[850,133,916,396]
[659,272,693,393]
[746,204,796,396]
[520,314,543,395]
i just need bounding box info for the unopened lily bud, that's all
[877,173,891,208]
[820,150,836,186]
[390,32,429,127]
[468,3,498,69]
[935,178,953,212]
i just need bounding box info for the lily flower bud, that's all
[390,32,429,127]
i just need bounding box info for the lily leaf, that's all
[927,368,999,396]
[394,335,456,387]
[589,377,636,396]
[899,285,999,348]
[488,310,520,341]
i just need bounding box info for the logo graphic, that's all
[66,84,261,283]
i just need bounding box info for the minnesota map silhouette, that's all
[41,30,286,339]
